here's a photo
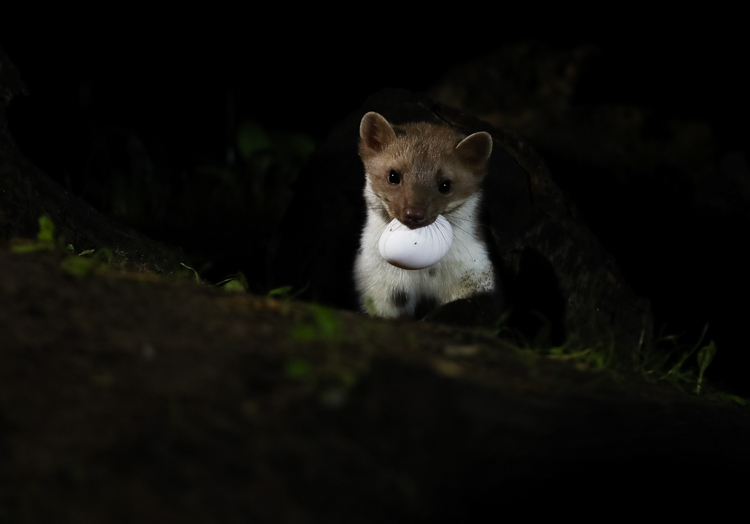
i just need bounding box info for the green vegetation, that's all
[9,214,115,277]
[285,304,359,402]
[493,307,745,405]
[60,247,114,278]
[9,214,56,253]
[180,263,202,283]
[634,325,744,404]
[217,272,249,292]
[695,340,717,395]
[547,342,611,370]
[647,325,710,385]
[493,308,609,366]
[268,285,293,298]
[10,214,199,280]
[10,216,745,406]
[291,304,342,344]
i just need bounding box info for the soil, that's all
[2,247,749,522]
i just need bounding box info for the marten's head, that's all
[359,112,493,229]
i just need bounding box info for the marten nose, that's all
[403,207,426,228]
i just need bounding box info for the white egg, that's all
[378,215,453,270]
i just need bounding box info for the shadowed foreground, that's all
[1,247,748,522]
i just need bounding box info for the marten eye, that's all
[438,180,451,194]
[388,169,401,185]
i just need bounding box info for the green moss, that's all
[268,285,293,298]
[9,214,55,253]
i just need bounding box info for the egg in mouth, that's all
[378,215,453,270]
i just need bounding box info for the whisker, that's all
[443,208,484,258]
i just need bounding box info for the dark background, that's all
[2,16,749,394]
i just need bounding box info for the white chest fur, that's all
[354,192,495,318]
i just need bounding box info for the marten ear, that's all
[360,112,396,154]
[454,131,493,170]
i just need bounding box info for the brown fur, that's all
[359,112,492,228]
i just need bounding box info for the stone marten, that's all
[354,112,497,320]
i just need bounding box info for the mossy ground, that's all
[1,246,748,522]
